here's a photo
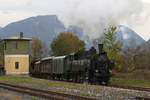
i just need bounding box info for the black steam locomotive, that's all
[30,44,114,85]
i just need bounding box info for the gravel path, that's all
[0,85,149,100]
[0,88,47,100]
[47,85,150,100]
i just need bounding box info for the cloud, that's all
[60,0,143,40]
[0,0,31,5]
[0,0,149,40]
[125,2,150,40]
[0,0,33,26]
[142,0,150,3]
[0,10,35,26]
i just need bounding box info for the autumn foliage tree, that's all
[51,32,85,56]
[32,38,44,59]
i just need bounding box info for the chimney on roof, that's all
[20,32,23,39]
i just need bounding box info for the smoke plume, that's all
[60,0,143,40]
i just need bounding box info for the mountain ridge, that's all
[0,15,65,45]
[0,15,147,49]
[116,25,145,48]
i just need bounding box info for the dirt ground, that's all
[0,88,46,100]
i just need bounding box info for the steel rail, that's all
[109,85,150,92]
[0,82,96,100]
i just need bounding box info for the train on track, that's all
[30,44,114,85]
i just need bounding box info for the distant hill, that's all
[116,25,145,48]
[0,15,66,45]
[0,15,85,46]
[66,25,84,38]
[0,15,146,49]
[137,39,150,53]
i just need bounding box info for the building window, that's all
[15,62,19,69]
[12,42,18,49]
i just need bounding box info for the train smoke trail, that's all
[60,0,143,40]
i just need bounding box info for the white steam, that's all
[60,0,143,40]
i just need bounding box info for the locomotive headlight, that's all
[109,70,112,73]
[95,70,98,73]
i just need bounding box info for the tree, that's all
[31,38,44,59]
[103,26,123,70]
[51,32,85,56]
[122,46,137,72]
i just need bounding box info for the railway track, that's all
[109,85,150,92]
[0,82,149,100]
[108,85,150,100]
[0,82,95,100]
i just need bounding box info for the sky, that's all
[0,0,150,40]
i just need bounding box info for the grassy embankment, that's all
[111,70,150,88]
[110,78,150,88]
[0,75,149,88]
[0,75,149,97]
[0,75,102,97]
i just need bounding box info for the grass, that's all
[0,75,150,98]
[110,77,150,88]
[0,75,100,97]
[0,75,87,89]
[110,70,150,88]
[0,75,150,88]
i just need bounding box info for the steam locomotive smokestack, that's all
[98,44,103,54]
